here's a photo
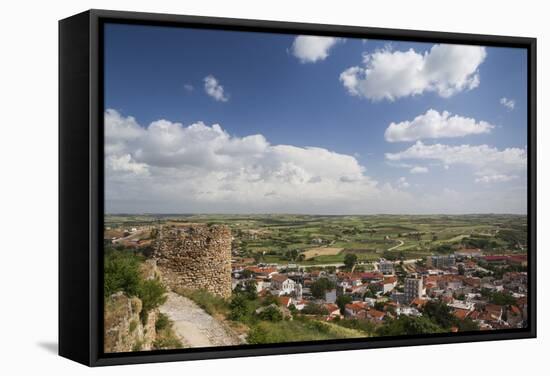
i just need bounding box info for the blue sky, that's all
[104,23,528,214]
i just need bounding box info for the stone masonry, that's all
[154,224,232,298]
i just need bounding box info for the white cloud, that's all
[386,141,526,182]
[204,75,229,102]
[106,154,149,176]
[340,44,487,101]
[105,110,526,214]
[384,109,494,142]
[475,174,518,184]
[500,97,515,110]
[397,177,410,188]
[410,166,429,174]
[291,35,341,63]
[184,84,194,92]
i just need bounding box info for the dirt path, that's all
[387,239,405,251]
[159,291,241,348]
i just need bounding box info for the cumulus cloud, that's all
[105,110,526,214]
[386,141,526,182]
[410,166,429,174]
[104,109,414,214]
[184,84,194,92]
[291,35,341,63]
[500,97,515,110]
[204,75,229,102]
[340,44,487,101]
[384,109,495,142]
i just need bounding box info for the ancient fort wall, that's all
[154,224,232,298]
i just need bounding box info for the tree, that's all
[457,318,480,332]
[244,279,258,300]
[257,305,283,321]
[336,295,352,314]
[422,301,456,330]
[377,316,443,336]
[311,278,336,299]
[489,291,516,306]
[229,294,252,322]
[301,303,329,315]
[344,254,358,270]
[137,279,167,321]
[241,269,254,279]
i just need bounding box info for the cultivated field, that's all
[105,214,527,265]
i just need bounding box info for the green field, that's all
[105,214,528,265]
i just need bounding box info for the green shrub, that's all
[137,279,167,322]
[129,319,138,333]
[104,249,143,297]
[257,306,283,322]
[155,313,171,331]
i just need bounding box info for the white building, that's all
[404,277,423,303]
[270,274,297,295]
[379,259,394,275]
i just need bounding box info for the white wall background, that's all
[0,0,546,374]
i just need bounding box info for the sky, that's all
[103,23,528,215]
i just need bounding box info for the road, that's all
[387,239,405,251]
[159,292,242,348]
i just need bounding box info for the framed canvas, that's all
[59,9,537,366]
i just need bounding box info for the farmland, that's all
[104,214,528,265]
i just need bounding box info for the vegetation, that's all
[177,288,229,317]
[310,278,336,299]
[377,316,444,336]
[104,248,167,321]
[153,313,183,350]
[336,295,352,314]
[247,318,364,344]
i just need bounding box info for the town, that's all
[104,214,529,348]
[231,251,528,333]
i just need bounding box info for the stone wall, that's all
[154,224,232,298]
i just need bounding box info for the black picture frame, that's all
[59,9,537,367]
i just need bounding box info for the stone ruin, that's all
[153,223,232,298]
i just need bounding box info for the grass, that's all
[153,313,183,350]
[247,318,366,344]
[175,288,230,317]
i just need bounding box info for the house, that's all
[507,305,523,327]
[345,302,368,317]
[277,296,293,308]
[324,303,342,319]
[410,297,428,309]
[477,304,503,322]
[246,266,278,278]
[396,306,422,317]
[366,309,386,322]
[270,274,297,295]
[382,276,398,293]
[448,299,475,311]
[453,308,471,320]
